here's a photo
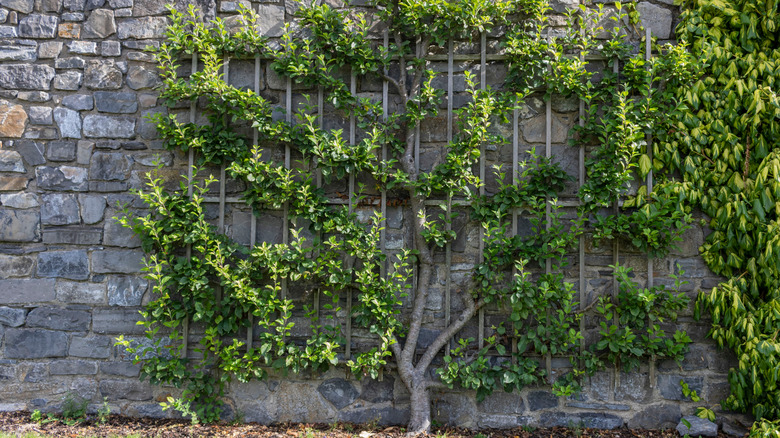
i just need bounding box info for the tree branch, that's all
[415,294,484,375]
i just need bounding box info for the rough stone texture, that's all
[637,2,673,39]
[0,176,29,191]
[0,101,28,137]
[26,306,90,331]
[78,194,105,224]
[83,115,135,138]
[133,0,215,20]
[0,306,26,327]
[69,335,111,358]
[99,379,153,401]
[257,3,284,37]
[90,151,133,180]
[4,329,68,358]
[62,94,93,111]
[0,208,40,241]
[658,375,704,401]
[18,14,59,38]
[0,64,55,90]
[0,279,55,303]
[0,41,37,61]
[107,275,147,306]
[37,250,89,280]
[15,140,46,165]
[318,378,359,409]
[51,360,98,375]
[0,193,39,208]
[92,308,146,334]
[478,391,525,414]
[29,106,53,125]
[53,70,83,90]
[36,166,88,191]
[528,391,559,411]
[0,150,25,172]
[117,17,168,39]
[56,280,105,304]
[82,8,114,38]
[53,107,82,138]
[540,412,623,429]
[47,140,77,161]
[41,193,80,225]
[1,0,34,13]
[0,254,35,278]
[676,416,718,437]
[359,376,395,403]
[126,65,159,90]
[95,91,137,113]
[84,60,123,89]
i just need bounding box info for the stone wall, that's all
[0,0,748,433]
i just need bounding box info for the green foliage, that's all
[681,379,702,402]
[751,419,780,438]
[123,0,696,426]
[653,0,780,421]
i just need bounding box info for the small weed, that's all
[473,433,488,438]
[61,392,88,425]
[97,397,111,424]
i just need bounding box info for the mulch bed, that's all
[0,411,735,438]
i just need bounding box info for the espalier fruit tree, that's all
[118,0,697,433]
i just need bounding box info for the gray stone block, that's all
[107,275,147,306]
[77,141,94,165]
[26,306,90,331]
[83,115,135,138]
[53,107,82,139]
[0,279,55,303]
[92,308,146,334]
[117,17,168,39]
[15,140,46,165]
[84,60,122,90]
[37,250,89,280]
[68,41,98,55]
[677,415,717,437]
[0,41,37,61]
[1,0,34,13]
[257,3,284,37]
[103,215,140,247]
[340,407,409,426]
[318,378,359,409]
[627,403,681,429]
[0,208,40,241]
[0,306,26,327]
[42,227,102,245]
[126,65,159,90]
[23,363,48,382]
[95,91,137,113]
[92,249,144,273]
[56,280,106,304]
[359,376,394,403]
[0,254,34,278]
[28,106,52,125]
[36,166,88,191]
[133,0,215,20]
[18,14,58,38]
[0,150,24,173]
[0,193,39,209]
[41,193,80,225]
[69,335,111,358]
[79,194,106,224]
[89,151,133,180]
[53,71,83,91]
[478,391,525,414]
[540,412,623,429]
[62,95,94,111]
[4,328,67,358]
[46,141,77,162]
[658,375,704,401]
[55,56,85,69]
[83,9,116,38]
[50,360,98,375]
[615,372,650,402]
[527,390,558,411]
[38,41,63,58]
[99,379,153,401]
[100,361,140,377]
[0,64,55,90]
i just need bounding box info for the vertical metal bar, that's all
[478,31,486,349]
[381,30,389,278]
[282,77,291,304]
[345,72,357,361]
[182,54,198,360]
[511,103,519,364]
[578,25,586,358]
[545,50,553,381]
[645,27,657,388]
[247,55,261,350]
[611,53,621,396]
[445,37,454,356]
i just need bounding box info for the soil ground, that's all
[0,411,740,438]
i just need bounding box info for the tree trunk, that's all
[407,383,432,435]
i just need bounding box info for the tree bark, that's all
[407,382,432,435]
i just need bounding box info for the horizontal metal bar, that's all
[201,196,583,208]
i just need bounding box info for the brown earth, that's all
[0,411,737,438]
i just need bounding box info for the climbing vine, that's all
[654,0,780,424]
[118,1,701,432]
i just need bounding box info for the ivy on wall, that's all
[116,1,705,432]
[654,0,780,427]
